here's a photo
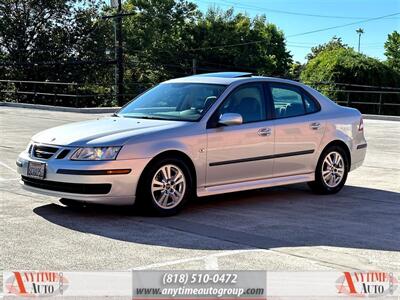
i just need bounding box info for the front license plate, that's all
[27,162,46,179]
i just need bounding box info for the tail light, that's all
[358,117,364,131]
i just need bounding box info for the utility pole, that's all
[114,0,124,106]
[104,1,135,106]
[192,58,197,75]
[356,28,364,53]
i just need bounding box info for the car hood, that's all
[32,117,187,146]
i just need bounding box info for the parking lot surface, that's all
[1,107,399,273]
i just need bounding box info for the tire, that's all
[135,158,193,216]
[308,145,349,194]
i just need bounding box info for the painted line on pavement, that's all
[0,161,17,173]
[131,249,265,270]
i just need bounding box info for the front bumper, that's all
[16,150,150,205]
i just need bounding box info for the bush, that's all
[300,48,400,115]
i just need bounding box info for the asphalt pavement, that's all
[1,107,399,275]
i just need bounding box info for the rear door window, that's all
[269,84,319,118]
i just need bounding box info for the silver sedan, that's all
[16,72,367,215]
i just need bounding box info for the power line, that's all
[284,40,384,46]
[287,44,384,50]
[287,13,399,38]
[196,0,400,20]
[286,44,315,49]
[188,12,400,51]
[189,40,263,51]
[0,60,116,67]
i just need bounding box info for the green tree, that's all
[0,0,115,105]
[0,0,107,78]
[121,3,292,98]
[0,0,293,106]
[187,8,292,76]
[300,48,400,114]
[301,48,400,88]
[306,36,347,61]
[384,31,400,72]
[123,0,198,88]
[289,61,304,80]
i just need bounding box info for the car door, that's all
[267,83,325,177]
[206,82,275,186]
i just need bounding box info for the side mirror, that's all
[218,113,243,126]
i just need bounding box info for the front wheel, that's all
[136,158,193,216]
[308,146,349,194]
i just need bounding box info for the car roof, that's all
[191,72,253,78]
[164,72,302,86]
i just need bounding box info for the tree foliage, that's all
[384,30,400,72]
[0,0,293,106]
[305,36,348,61]
[123,0,199,86]
[301,47,400,114]
[288,61,304,80]
[301,48,400,87]
[0,0,110,79]
[0,0,115,106]
[1,0,399,110]
[122,4,292,87]
[186,8,292,77]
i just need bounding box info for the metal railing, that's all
[327,89,400,115]
[303,81,400,115]
[0,79,147,107]
[1,79,399,115]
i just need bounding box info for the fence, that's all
[0,79,399,115]
[333,90,400,115]
[0,79,148,107]
[304,81,400,116]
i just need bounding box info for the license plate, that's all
[27,162,46,179]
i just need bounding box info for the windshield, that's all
[117,83,227,121]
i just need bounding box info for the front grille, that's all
[56,149,71,159]
[21,176,112,194]
[32,145,59,159]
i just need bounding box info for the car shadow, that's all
[33,184,400,251]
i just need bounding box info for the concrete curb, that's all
[0,101,120,113]
[1,101,400,120]
[362,114,400,122]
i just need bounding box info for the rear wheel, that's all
[308,146,349,194]
[136,158,193,216]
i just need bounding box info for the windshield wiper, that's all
[120,114,193,121]
[123,115,166,120]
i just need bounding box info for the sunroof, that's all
[192,72,253,78]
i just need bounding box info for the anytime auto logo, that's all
[336,271,398,297]
[4,271,69,297]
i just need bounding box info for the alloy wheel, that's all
[322,151,345,188]
[151,164,186,209]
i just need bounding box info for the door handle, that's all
[310,122,320,130]
[258,128,271,136]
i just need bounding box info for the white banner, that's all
[3,271,131,297]
[267,271,399,298]
[3,270,399,299]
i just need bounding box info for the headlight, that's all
[70,146,122,160]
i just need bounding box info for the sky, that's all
[191,0,400,63]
